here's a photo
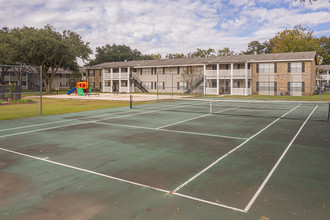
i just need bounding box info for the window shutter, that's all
[287,82,290,92]
[274,63,277,73]
[256,82,259,91]
[288,63,291,72]
[302,82,305,92]
[177,82,180,90]
[274,82,277,92]
[256,64,259,73]
[302,62,305,72]
[177,67,179,74]
[163,82,165,90]
[151,82,153,89]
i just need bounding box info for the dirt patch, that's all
[11,194,105,220]
[0,173,26,203]
[0,154,20,170]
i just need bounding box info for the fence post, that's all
[40,66,43,116]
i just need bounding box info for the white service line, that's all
[169,104,302,194]
[0,146,245,213]
[173,192,246,213]
[156,106,243,129]
[243,105,318,212]
[0,109,134,132]
[0,99,202,133]
[0,100,213,139]
[0,110,160,139]
[94,121,247,140]
[0,147,170,193]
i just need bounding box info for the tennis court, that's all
[0,97,329,219]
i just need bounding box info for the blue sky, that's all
[0,0,329,62]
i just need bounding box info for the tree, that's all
[68,70,82,88]
[270,25,319,53]
[318,36,330,65]
[165,53,185,59]
[191,48,216,57]
[242,41,273,54]
[88,44,153,66]
[217,47,236,56]
[0,25,91,93]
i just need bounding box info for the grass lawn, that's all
[0,98,130,121]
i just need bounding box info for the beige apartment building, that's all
[86,51,318,96]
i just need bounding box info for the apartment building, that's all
[86,51,317,96]
[317,65,330,88]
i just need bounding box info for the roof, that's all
[316,65,330,72]
[86,51,317,69]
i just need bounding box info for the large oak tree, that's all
[0,25,91,93]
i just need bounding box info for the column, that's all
[217,64,219,95]
[102,68,105,92]
[111,68,113,92]
[230,63,233,95]
[128,67,130,93]
[119,68,121,92]
[203,64,206,95]
[245,62,248,96]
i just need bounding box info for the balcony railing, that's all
[103,72,129,80]
[206,69,251,79]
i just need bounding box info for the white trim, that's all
[249,58,313,63]
[244,105,318,212]
[136,64,205,68]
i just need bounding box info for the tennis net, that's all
[130,96,330,122]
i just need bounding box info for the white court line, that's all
[0,101,212,139]
[244,105,318,212]
[0,109,134,132]
[0,147,169,193]
[0,110,160,139]
[156,106,243,129]
[94,121,247,140]
[0,99,203,133]
[173,192,246,213]
[0,146,245,213]
[169,104,302,194]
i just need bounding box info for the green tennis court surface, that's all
[0,99,329,219]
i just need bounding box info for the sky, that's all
[0,0,329,63]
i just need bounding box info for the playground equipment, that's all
[67,79,89,96]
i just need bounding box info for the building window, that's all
[212,81,217,88]
[237,81,240,88]
[105,81,111,87]
[99,82,102,89]
[154,82,156,89]
[180,67,187,74]
[90,82,95,89]
[226,64,229,70]
[248,82,250,88]
[157,82,165,90]
[113,68,119,73]
[122,68,128,73]
[256,82,259,91]
[212,65,217,70]
[60,82,69,87]
[290,62,302,73]
[142,68,152,75]
[89,70,95,76]
[259,63,275,73]
[156,67,163,75]
[121,81,127,87]
[104,69,110,73]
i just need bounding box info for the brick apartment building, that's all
[85,51,318,96]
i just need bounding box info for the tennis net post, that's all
[130,95,132,109]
